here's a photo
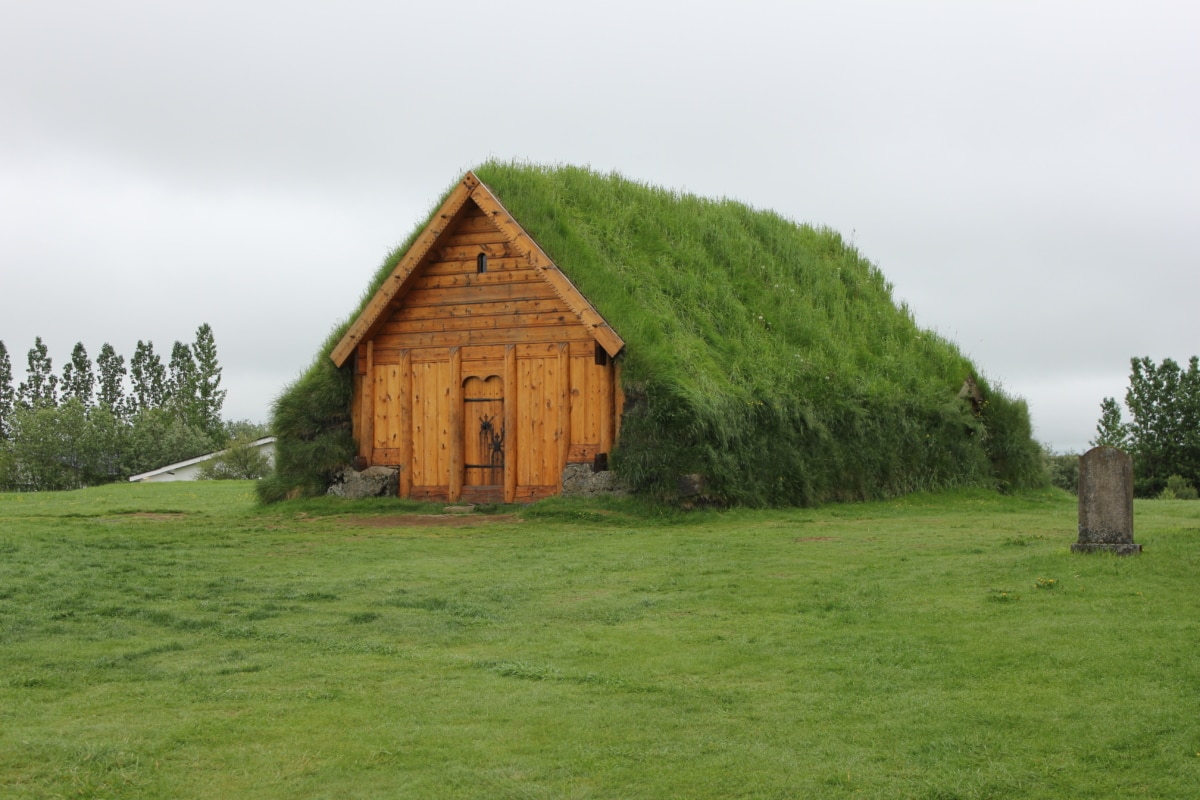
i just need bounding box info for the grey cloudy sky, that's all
[2,0,1196,453]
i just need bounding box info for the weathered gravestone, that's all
[1073,446,1141,554]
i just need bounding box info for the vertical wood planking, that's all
[538,356,549,485]
[504,345,517,503]
[569,356,585,448]
[517,357,537,487]
[613,360,624,446]
[517,357,531,487]
[449,347,463,501]
[537,356,551,485]
[434,360,450,488]
[350,349,363,458]
[410,361,429,487]
[361,342,375,460]
[372,365,389,451]
[557,343,569,491]
[389,366,403,449]
[599,357,614,456]
[399,350,412,497]
[351,374,363,457]
[439,359,452,487]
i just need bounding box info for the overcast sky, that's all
[2,0,1196,454]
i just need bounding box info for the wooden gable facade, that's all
[330,172,625,504]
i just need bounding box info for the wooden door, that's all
[409,357,452,499]
[461,375,504,502]
[515,351,567,500]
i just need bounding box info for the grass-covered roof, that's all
[260,162,1044,505]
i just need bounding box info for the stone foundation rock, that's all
[327,465,400,499]
[561,463,631,498]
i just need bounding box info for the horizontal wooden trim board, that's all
[391,297,571,321]
[511,485,560,502]
[460,486,504,504]
[383,311,576,335]
[372,326,596,350]
[410,487,450,502]
[515,342,564,358]
[404,347,453,363]
[437,242,518,261]
[567,444,601,462]
[439,231,511,247]
[371,346,516,366]
[422,257,528,276]
[414,270,546,291]
[372,448,401,464]
[452,214,501,234]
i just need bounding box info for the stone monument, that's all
[1073,446,1141,554]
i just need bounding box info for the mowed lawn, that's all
[1,483,1197,799]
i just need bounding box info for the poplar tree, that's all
[191,324,226,440]
[0,340,13,440]
[130,340,167,412]
[168,341,198,424]
[61,342,95,407]
[18,337,57,409]
[96,343,128,417]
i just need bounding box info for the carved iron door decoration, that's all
[470,414,505,486]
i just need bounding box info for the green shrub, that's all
[1159,474,1198,500]
[1043,448,1080,494]
[198,435,272,480]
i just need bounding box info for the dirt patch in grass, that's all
[340,514,519,528]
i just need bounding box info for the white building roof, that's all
[128,436,276,482]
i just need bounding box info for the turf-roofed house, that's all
[262,164,1044,506]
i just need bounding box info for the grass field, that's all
[2,483,1198,798]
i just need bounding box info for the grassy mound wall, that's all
[260,163,1043,505]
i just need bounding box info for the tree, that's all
[61,342,95,407]
[191,324,226,440]
[130,340,167,412]
[1042,444,1080,494]
[17,337,57,409]
[122,407,215,477]
[225,418,270,442]
[1090,397,1128,449]
[0,340,13,440]
[198,433,272,480]
[1102,355,1200,496]
[6,400,120,490]
[96,343,128,418]
[167,340,198,422]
